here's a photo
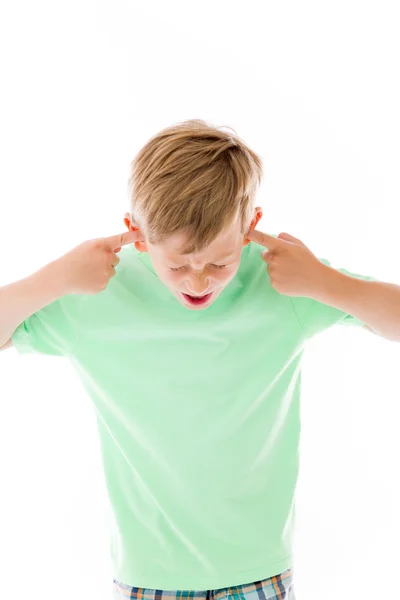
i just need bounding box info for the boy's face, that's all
[124,207,262,310]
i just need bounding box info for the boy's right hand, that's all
[55,230,143,295]
[0,230,144,349]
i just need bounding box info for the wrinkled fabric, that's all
[12,240,376,590]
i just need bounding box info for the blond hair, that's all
[128,119,263,254]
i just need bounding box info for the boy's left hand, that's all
[246,229,330,298]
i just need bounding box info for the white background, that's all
[1,1,400,598]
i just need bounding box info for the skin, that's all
[3,212,396,353]
[245,230,399,341]
[124,207,263,310]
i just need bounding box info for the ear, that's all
[243,206,263,246]
[124,212,148,252]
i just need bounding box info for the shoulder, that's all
[114,245,151,283]
[240,236,278,275]
[81,245,161,310]
[231,237,277,295]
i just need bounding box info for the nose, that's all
[187,270,210,295]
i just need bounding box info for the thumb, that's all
[104,229,143,251]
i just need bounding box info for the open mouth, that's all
[182,292,213,306]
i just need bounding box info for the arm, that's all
[0,338,13,351]
[0,262,67,350]
[245,229,397,340]
[0,229,141,351]
[312,265,400,342]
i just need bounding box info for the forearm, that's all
[313,264,400,341]
[0,261,67,347]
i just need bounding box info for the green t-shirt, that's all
[11,239,377,590]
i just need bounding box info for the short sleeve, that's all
[11,294,87,357]
[289,258,379,339]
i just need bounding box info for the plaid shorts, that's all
[113,568,295,600]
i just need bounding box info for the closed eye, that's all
[169,264,227,272]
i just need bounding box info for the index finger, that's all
[105,230,143,251]
[246,229,280,248]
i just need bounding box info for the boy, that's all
[1,119,399,600]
